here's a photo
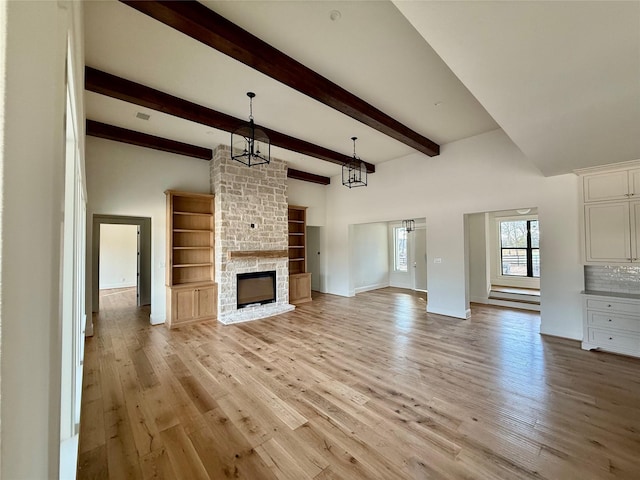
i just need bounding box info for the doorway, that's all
[389,220,427,293]
[99,224,139,308]
[91,215,151,313]
[465,208,540,312]
[307,226,323,292]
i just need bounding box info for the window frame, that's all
[499,219,539,278]
[491,214,540,289]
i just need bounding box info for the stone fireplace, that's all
[210,145,294,324]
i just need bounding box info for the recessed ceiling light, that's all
[516,208,531,215]
[135,112,150,120]
[329,10,341,21]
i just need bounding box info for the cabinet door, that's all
[585,202,631,262]
[630,169,640,198]
[289,273,312,304]
[195,285,216,319]
[632,201,640,262]
[583,171,629,202]
[173,288,196,322]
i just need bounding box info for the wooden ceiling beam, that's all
[119,0,440,157]
[86,119,212,160]
[287,168,330,186]
[85,66,375,173]
[87,118,331,185]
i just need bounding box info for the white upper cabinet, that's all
[584,202,631,262]
[579,163,640,264]
[630,168,640,197]
[583,170,632,202]
[632,201,640,262]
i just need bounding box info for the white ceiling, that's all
[394,0,640,176]
[84,0,640,179]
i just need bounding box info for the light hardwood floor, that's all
[78,288,640,479]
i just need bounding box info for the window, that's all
[499,219,539,277]
[394,227,408,272]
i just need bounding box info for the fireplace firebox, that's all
[237,271,276,309]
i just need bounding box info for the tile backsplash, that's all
[584,265,640,294]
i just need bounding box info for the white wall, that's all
[86,136,211,324]
[352,222,389,293]
[287,177,329,292]
[0,1,85,477]
[325,129,583,339]
[287,177,327,226]
[99,224,138,289]
[467,212,490,303]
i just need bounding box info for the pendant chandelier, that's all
[402,219,415,232]
[342,137,367,188]
[231,92,270,167]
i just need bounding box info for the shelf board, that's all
[173,229,212,233]
[172,279,212,286]
[173,263,213,268]
[174,211,213,217]
[289,246,304,249]
[289,258,305,262]
[288,220,305,224]
[288,233,304,236]
[173,246,211,250]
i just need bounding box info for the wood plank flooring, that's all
[78,288,640,479]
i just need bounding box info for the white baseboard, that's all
[84,314,93,337]
[99,282,136,290]
[60,434,79,480]
[470,296,489,304]
[354,283,389,294]
[426,306,468,319]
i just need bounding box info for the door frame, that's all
[92,214,151,312]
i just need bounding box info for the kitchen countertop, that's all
[582,290,640,300]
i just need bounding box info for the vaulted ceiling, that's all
[84,1,640,179]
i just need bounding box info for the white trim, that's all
[150,314,165,326]
[574,158,640,176]
[470,296,489,304]
[426,306,468,319]
[99,282,137,290]
[491,215,541,289]
[355,282,389,294]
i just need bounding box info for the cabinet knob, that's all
[607,304,612,307]
[608,318,612,322]
[609,337,613,340]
